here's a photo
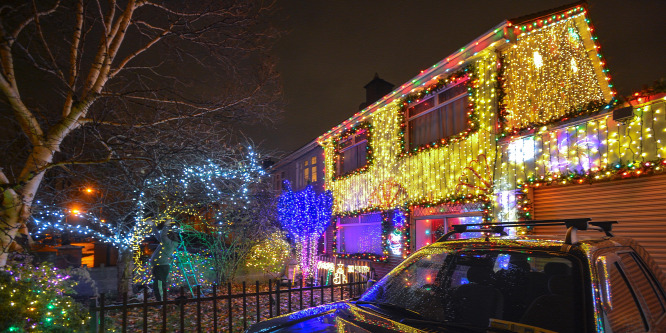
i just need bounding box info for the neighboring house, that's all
[270,140,326,252]
[314,2,666,277]
[272,75,394,257]
[271,140,325,195]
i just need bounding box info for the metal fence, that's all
[89,275,368,332]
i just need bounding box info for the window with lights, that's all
[336,212,383,255]
[406,78,471,150]
[335,129,368,176]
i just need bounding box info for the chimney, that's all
[359,73,394,111]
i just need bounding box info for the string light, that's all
[322,54,497,219]
[500,9,614,136]
[245,230,291,276]
[0,262,89,331]
[315,6,663,243]
[30,148,268,286]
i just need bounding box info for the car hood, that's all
[246,301,427,333]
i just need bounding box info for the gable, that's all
[500,7,614,135]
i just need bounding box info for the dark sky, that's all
[249,0,666,154]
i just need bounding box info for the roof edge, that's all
[509,1,587,25]
[318,20,509,143]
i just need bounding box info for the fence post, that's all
[179,286,185,333]
[161,284,167,333]
[212,284,217,333]
[330,278,334,303]
[287,279,292,313]
[100,293,105,333]
[89,297,98,333]
[310,278,314,307]
[320,276,324,304]
[196,285,201,333]
[299,279,303,310]
[255,281,260,324]
[268,279,273,318]
[276,280,281,316]
[227,282,232,333]
[122,291,128,333]
[142,288,148,333]
[242,281,247,331]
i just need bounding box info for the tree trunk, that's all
[0,145,55,267]
[117,247,134,300]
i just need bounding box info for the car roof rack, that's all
[436,218,617,245]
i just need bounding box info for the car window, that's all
[597,256,648,332]
[359,247,450,320]
[619,252,666,322]
[358,248,582,331]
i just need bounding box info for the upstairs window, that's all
[335,129,368,176]
[304,156,317,183]
[406,79,471,150]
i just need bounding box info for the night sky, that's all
[249,0,666,154]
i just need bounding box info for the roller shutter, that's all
[532,174,666,272]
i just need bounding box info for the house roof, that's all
[317,1,591,144]
[270,139,321,172]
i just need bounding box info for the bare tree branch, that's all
[0,0,282,267]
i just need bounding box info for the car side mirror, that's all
[366,279,376,289]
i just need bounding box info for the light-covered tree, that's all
[245,229,291,279]
[277,182,333,280]
[30,146,275,290]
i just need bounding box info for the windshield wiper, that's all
[399,318,479,332]
[354,301,424,319]
[400,318,517,333]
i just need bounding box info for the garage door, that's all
[532,173,666,273]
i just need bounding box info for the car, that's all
[247,218,666,332]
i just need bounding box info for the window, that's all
[414,216,482,251]
[598,257,648,332]
[336,213,382,255]
[406,79,471,149]
[359,250,583,331]
[303,156,317,184]
[335,129,368,176]
[619,252,666,322]
[310,157,317,182]
[273,173,282,191]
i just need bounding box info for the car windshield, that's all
[357,246,583,332]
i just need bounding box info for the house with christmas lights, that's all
[311,2,666,277]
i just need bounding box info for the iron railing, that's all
[89,275,368,332]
